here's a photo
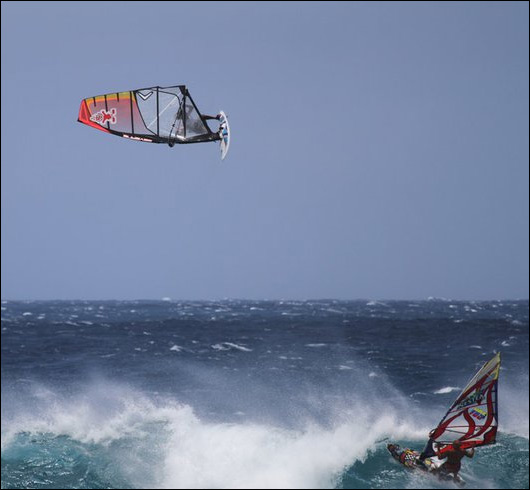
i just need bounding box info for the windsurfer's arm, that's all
[202,114,221,121]
[436,444,454,459]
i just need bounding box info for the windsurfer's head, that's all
[453,440,462,449]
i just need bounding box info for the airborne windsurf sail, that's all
[431,352,501,450]
[78,85,230,159]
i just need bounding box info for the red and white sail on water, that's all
[431,352,500,449]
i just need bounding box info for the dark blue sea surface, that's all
[1,300,528,489]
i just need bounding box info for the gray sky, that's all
[1,1,528,300]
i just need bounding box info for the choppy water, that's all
[1,300,528,489]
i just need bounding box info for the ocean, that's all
[1,299,528,489]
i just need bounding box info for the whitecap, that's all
[211,342,252,352]
[433,386,461,394]
[366,300,387,307]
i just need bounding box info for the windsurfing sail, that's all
[78,85,229,158]
[431,352,501,450]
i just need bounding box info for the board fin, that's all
[218,111,230,160]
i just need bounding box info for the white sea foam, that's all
[323,308,344,314]
[212,342,253,352]
[159,410,420,489]
[4,385,426,489]
[433,386,461,394]
[305,343,326,348]
[500,373,530,439]
[170,345,183,352]
[366,301,388,307]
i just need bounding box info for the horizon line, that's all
[1,297,529,303]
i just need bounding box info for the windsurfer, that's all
[416,429,437,468]
[435,440,474,482]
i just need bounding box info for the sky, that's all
[1,1,528,301]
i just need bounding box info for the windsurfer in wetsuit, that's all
[416,429,437,468]
[168,112,221,148]
[435,439,474,482]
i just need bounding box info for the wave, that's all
[1,360,528,489]
[1,376,429,489]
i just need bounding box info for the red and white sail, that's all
[431,353,500,449]
[78,85,219,145]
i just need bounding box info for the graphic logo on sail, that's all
[470,407,487,420]
[137,91,153,100]
[456,387,487,410]
[90,108,117,125]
